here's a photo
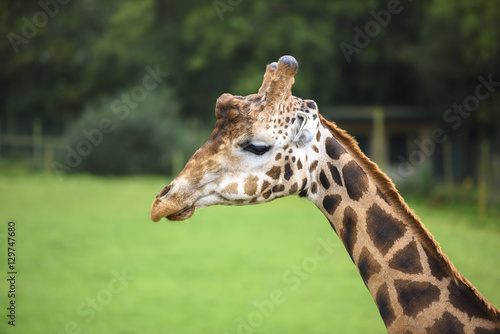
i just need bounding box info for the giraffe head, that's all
[151,55,323,222]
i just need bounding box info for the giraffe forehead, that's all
[212,95,301,142]
[215,93,264,121]
[213,95,265,140]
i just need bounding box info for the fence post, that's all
[478,137,490,219]
[33,119,43,166]
[443,140,454,190]
[372,107,386,171]
[45,145,54,173]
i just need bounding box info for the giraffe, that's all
[150,55,500,333]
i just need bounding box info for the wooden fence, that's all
[0,119,63,172]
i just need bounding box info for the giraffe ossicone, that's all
[150,56,500,333]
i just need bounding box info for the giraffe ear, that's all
[292,111,314,147]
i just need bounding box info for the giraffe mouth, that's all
[165,205,196,221]
[150,180,219,222]
[150,196,196,222]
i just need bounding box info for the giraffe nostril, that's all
[157,185,172,198]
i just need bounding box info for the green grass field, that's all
[1,173,499,333]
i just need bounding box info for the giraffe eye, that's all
[243,143,271,156]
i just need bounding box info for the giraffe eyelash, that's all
[242,143,271,156]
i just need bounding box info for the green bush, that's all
[56,86,205,176]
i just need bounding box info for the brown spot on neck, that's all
[375,283,396,328]
[339,206,358,261]
[426,312,465,334]
[448,282,494,320]
[323,194,342,216]
[328,162,343,187]
[325,136,347,160]
[394,279,440,318]
[388,240,423,275]
[357,247,382,286]
[366,204,407,256]
[319,169,330,190]
[342,160,369,201]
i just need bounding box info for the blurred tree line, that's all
[0,0,499,177]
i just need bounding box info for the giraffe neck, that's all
[308,115,500,333]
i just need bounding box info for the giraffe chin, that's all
[165,205,196,221]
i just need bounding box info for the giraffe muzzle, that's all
[165,204,196,221]
[150,194,196,222]
[151,181,195,222]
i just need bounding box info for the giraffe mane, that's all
[318,113,500,318]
